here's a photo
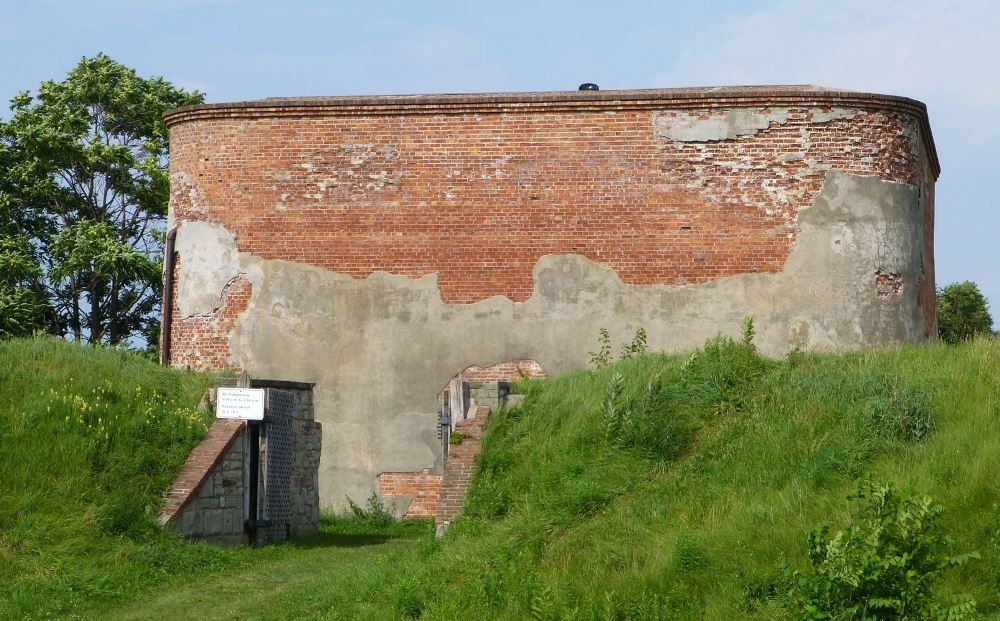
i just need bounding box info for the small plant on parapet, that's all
[621,327,648,359]
[589,328,613,368]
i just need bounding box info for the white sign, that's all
[217,387,265,420]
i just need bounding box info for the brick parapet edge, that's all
[163,86,938,177]
[158,419,245,526]
[436,405,492,533]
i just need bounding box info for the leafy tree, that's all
[937,281,993,344]
[0,54,202,346]
[0,233,45,338]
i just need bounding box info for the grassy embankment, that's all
[2,333,1000,619]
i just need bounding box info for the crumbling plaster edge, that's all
[172,177,920,330]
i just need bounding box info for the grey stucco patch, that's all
[175,221,241,317]
[810,108,863,124]
[656,107,791,141]
[655,107,861,142]
[177,171,923,512]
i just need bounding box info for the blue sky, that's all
[2,0,998,321]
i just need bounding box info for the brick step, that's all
[435,405,492,535]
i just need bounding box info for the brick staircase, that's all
[435,404,491,535]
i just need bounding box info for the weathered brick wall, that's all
[163,87,938,509]
[378,470,441,519]
[457,360,545,383]
[916,137,938,336]
[382,379,516,520]
[165,89,937,369]
[168,264,251,371]
[436,360,544,406]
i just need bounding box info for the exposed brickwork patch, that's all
[456,359,545,383]
[170,265,252,371]
[875,270,904,299]
[378,470,441,519]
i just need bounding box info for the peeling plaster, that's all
[174,221,241,317]
[654,107,862,142]
[167,172,207,226]
[173,171,924,510]
[655,108,791,142]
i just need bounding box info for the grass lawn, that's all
[95,519,433,621]
[3,333,1000,619]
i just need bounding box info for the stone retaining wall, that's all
[160,379,320,545]
[158,419,246,546]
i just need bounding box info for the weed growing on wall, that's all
[590,327,650,368]
[620,327,648,359]
[588,328,613,368]
[346,493,396,528]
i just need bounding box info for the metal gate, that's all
[260,388,294,543]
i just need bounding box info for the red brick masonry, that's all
[458,360,545,383]
[165,86,938,371]
[158,419,244,525]
[168,268,252,371]
[165,88,934,303]
[377,470,441,519]
[436,405,492,526]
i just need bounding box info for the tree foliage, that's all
[937,281,993,344]
[0,54,202,345]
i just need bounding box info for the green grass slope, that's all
[5,334,1000,620]
[0,337,219,618]
[384,335,1000,619]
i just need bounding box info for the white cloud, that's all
[662,0,1000,109]
[164,78,215,96]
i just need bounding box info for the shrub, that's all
[599,319,769,460]
[868,379,934,443]
[937,281,993,344]
[681,317,768,412]
[346,493,396,527]
[589,328,613,368]
[601,370,697,461]
[620,327,648,359]
[786,480,979,620]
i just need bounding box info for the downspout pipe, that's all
[160,226,178,365]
